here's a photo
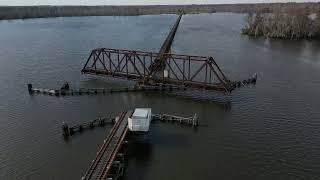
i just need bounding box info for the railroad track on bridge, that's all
[82,111,132,180]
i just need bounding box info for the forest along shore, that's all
[242,7,320,40]
[1,3,320,20]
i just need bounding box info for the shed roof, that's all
[132,108,150,118]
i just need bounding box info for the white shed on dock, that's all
[128,108,151,132]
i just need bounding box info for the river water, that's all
[0,13,320,180]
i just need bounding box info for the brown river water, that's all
[0,13,320,180]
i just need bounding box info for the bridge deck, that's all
[149,13,182,72]
[82,111,132,180]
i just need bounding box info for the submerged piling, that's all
[61,117,115,137]
[62,122,69,137]
[27,84,33,93]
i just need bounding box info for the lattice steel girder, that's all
[81,48,234,92]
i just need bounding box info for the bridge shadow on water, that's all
[124,133,154,180]
[126,134,154,162]
[125,128,192,160]
[150,89,233,111]
[80,77,233,111]
[123,125,194,180]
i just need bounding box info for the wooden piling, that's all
[152,113,199,127]
[62,117,115,136]
[28,84,185,97]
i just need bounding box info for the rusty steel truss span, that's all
[81,48,234,92]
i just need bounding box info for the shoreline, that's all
[1,3,320,20]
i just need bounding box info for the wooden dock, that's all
[62,117,115,137]
[63,112,199,137]
[28,84,186,97]
[152,113,199,126]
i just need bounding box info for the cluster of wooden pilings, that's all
[62,117,115,137]
[232,73,257,89]
[63,112,199,137]
[152,113,199,126]
[28,83,185,97]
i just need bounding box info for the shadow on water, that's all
[171,90,231,99]
[79,77,233,111]
[127,124,193,151]
[126,133,154,161]
[123,126,194,180]
[81,77,136,88]
[160,90,232,111]
[124,135,154,180]
[123,134,154,180]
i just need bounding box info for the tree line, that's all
[0,3,319,20]
[242,7,320,39]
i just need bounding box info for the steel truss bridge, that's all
[81,48,234,93]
